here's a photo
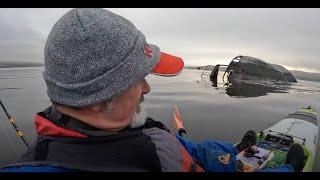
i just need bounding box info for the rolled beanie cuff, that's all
[45,34,161,107]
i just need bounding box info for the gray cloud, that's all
[0,9,45,62]
[0,8,319,72]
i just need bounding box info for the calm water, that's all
[0,67,319,171]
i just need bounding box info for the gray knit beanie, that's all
[43,8,161,107]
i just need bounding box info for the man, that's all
[0,8,303,172]
[0,8,202,172]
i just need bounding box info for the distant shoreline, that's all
[0,62,43,68]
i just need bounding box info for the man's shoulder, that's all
[143,117,171,133]
[142,118,180,147]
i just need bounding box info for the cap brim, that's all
[151,52,184,77]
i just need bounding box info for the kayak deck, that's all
[235,133,313,172]
[235,106,318,172]
[255,134,312,171]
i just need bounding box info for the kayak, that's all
[235,106,319,172]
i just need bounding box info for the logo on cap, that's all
[144,44,153,58]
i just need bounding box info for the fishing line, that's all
[0,117,19,156]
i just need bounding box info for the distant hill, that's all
[0,61,43,68]
[184,66,207,70]
[185,66,320,82]
[290,70,320,82]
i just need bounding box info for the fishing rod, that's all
[0,100,30,148]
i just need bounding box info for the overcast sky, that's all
[0,8,319,72]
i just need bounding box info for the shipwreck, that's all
[202,55,297,86]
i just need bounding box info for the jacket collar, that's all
[35,106,121,138]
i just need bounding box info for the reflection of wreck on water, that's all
[201,55,297,97]
[223,81,289,98]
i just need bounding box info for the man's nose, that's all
[142,79,150,94]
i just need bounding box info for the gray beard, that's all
[130,104,147,128]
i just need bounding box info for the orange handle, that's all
[173,105,184,130]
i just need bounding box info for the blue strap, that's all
[0,166,78,172]
[258,164,294,172]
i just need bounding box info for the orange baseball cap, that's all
[143,42,184,77]
[151,52,184,77]
[144,43,184,76]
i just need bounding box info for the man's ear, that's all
[88,103,102,112]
